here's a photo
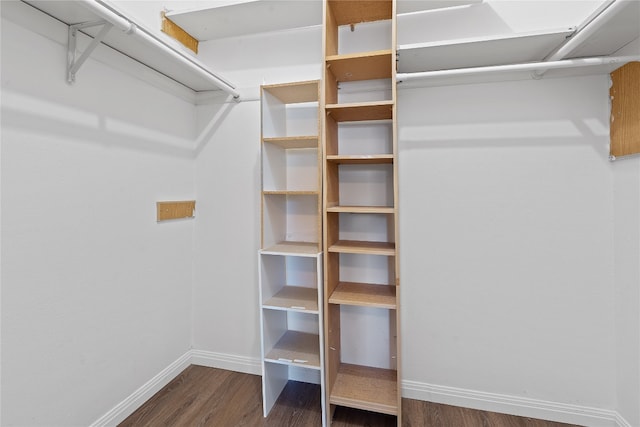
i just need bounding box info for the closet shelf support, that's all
[67,20,114,84]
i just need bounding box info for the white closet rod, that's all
[396,56,640,82]
[77,0,240,99]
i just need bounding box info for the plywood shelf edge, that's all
[262,80,320,104]
[329,282,397,309]
[263,190,320,195]
[329,363,398,415]
[261,241,322,257]
[263,136,319,149]
[326,205,395,214]
[328,240,396,256]
[325,101,394,122]
[326,154,394,164]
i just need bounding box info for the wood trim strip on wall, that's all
[161,11,199,54]
[610,62,640,158]
[157,201,196,221]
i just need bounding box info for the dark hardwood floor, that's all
[119,365,580,427]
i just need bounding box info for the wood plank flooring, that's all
[119,365,580,427]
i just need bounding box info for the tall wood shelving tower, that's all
[321,0,400,424]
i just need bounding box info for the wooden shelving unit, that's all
[322,1,401,424]
[261,81,322,253]
[259,81,326,425]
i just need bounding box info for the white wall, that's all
[613,33,640,427]
[1,3,196,426]
[2,1,638,426]
[190,27,322,368]
[191,17,629,427]
[197,25,322,96]
[397,76,617,419]
[613,156,640,427]
[191,99,262,365]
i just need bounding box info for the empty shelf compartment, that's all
[265,331,321,369]
[330,363,398,415]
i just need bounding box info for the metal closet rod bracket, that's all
[67,20,121,84]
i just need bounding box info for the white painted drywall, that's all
[2,0,638,425]
[397,75,616,410]
[191,99,262,362]
[191,15,628,425]
[613,157,640,427]
[196,25,322,97]
[1,4,196,425]
[190,26,323,363]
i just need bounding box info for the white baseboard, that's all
[191,349,262,376]
[402,380,622,427]
[90,351,192,427]
[89,350,260,426]
[91,352,632,427]
[614,411,634,427]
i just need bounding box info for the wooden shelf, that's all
[326,154,394,164]
[327,205,394,214]
[326,50,393,82]
[263,136,318,149]
[263,286,319,313]
[329,0,392,26]
[262,80,319,104]
[265,331,321,369]
[263,190,319,196]
[329,282,396,309]
[326,101,394,122]
[261,241,321,257]
[330,363,398,415]
[328,240,396,256]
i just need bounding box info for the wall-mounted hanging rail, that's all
[60,0,240,99]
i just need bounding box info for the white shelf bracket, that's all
[67,20,114,84]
